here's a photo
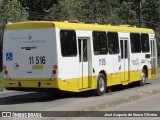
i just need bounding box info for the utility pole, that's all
[138,0,141,27]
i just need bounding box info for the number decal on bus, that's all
[99,58,106,65]
[29,56,46,64]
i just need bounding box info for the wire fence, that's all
[0,11,159,28]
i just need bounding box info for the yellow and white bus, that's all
[3,21,157,95]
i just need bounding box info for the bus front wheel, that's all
[140,69,147,86]
[95,73,106,96]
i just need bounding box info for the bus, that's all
[2,21,157,96]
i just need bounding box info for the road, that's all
[0,70,159,119]
[74,93,160,120]
[106,92,160,111]
[0,79,159,111]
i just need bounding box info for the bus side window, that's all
[141,33,150,53]
[107,32,119,54]
[60,30,77,57]
[92,31,108,55]
[130,33,141,53]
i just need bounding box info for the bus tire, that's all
[140,69,147,86]
[95,73,106,96]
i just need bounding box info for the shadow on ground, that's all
[0,82,151,105]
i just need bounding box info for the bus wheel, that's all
[140,69,147,86]
[95,73,106,96]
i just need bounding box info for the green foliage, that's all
[142,0,160,29]
[118,1,137,24]
[45,0,81,21]
[45,0,90,21]
[0,0,28,23]
[45,0,120,24]
[19,0,58,20]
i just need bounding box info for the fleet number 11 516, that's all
[29,56,46,64]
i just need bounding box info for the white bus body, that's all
[3,21,157,95]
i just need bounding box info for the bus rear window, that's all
[60,30,77,57]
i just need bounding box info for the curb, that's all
[80,88,160,111]
[51,86,160,120]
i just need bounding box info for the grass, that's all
[0,72,3,90]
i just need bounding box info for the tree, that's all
[19,0,58,20]
[45,0,83,21]
[142,0,160,29]
[155,26,160,58]
[45,0,120,24]
[0,0,28,71]
[118,1,137,25]
[0,0,28,23]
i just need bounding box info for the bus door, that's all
[150,39,156,76]
[78,37,90,89]
[120,39,129,85]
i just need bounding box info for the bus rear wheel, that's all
[140,69,147,86]
[95,73,106,96]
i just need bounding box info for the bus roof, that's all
[5,21,154,34]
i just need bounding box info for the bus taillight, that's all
[3,66,7,70]
[52,65,58,74]
[52,70,57,75]
[3,66,8,74]
[53,65,58,70]
[4,70,8,75]
[50,65,58,80]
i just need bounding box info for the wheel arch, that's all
[143,65,148,78]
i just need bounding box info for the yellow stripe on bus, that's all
[3,68,157,92]
[5,21,154,34]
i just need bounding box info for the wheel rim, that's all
[99,78,105,92]
[141,71,146,85]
